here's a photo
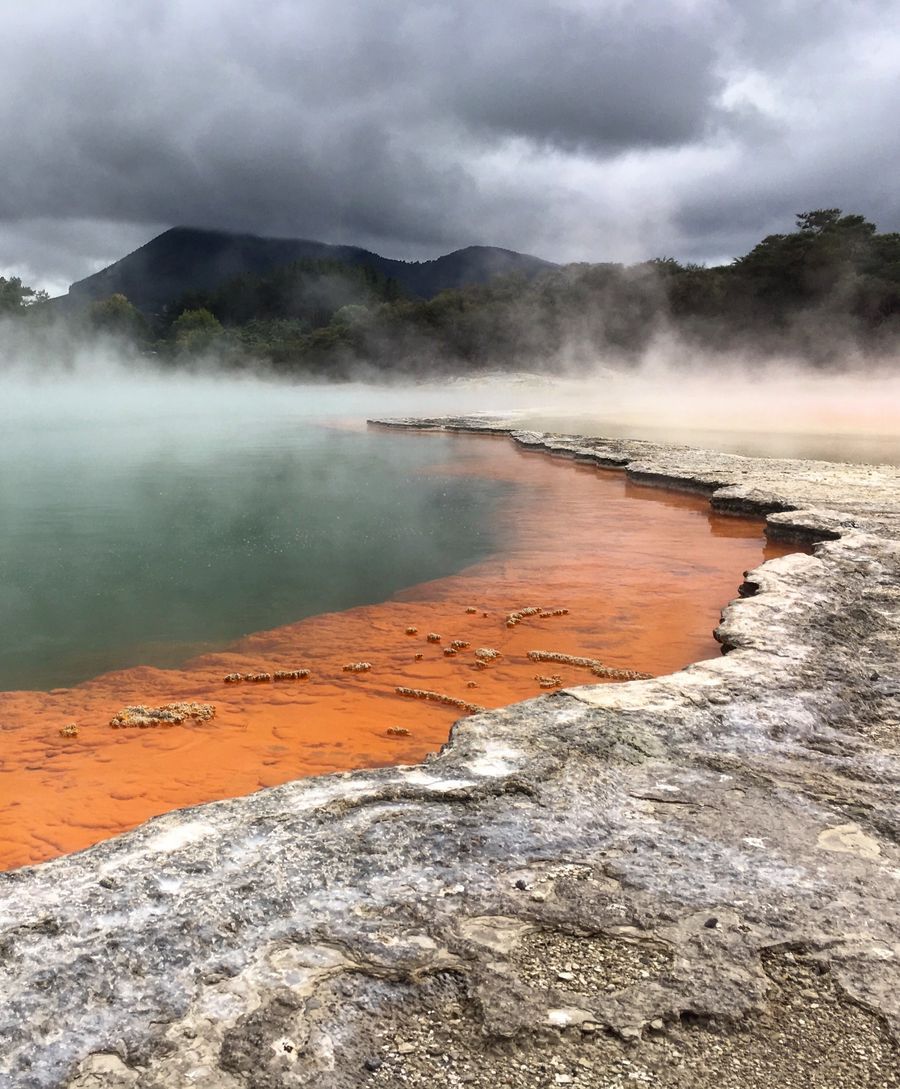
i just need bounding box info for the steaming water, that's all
[3,368,812,869]
[4,363,893,691]
[1,381,511,691]
[505,366,900,464]
[519,415,900,465]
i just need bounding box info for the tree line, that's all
[4,209,899,374]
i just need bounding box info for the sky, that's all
[2,0,899,296]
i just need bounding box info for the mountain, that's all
[64,227,555,314]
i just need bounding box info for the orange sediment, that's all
[0,433,799,870]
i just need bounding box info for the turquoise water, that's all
[0,378,510,691]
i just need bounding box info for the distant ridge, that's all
[65,227,556,313]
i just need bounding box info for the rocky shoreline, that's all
[2,417,900,1088]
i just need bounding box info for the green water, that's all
[0,378,510,691]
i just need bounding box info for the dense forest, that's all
[3,209,899,375]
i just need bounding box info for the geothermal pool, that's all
[0,382,798,870]
[0,411,510,691]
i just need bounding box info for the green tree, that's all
[171,308,224,353]
[0,275,48,315]
[796,209,844,234]
[330,303,370,327]
[88,293,148,341]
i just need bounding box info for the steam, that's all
[508,341,900,463]
[2,315,897,692]
[2,312,898,465]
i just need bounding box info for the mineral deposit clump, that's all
[109,702,215,729]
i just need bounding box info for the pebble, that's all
[397,1042,415,1055]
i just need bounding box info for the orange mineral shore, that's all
[0,432,799,870]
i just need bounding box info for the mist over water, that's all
[3,348,897,689]
[3,325,899,457]
[517,350,900,464]
[1,374,519,690]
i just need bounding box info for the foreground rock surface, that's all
[2,419,900,1088]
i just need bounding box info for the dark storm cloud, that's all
[435,5,721,152]
[1,0,899,291]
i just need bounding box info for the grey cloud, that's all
[443,5,721,152]
[1,0,899,291]
[721,0,899,66]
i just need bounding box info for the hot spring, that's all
[1,372,804,869]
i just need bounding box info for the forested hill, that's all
[6,208,896,375]
[64,227,555,313]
